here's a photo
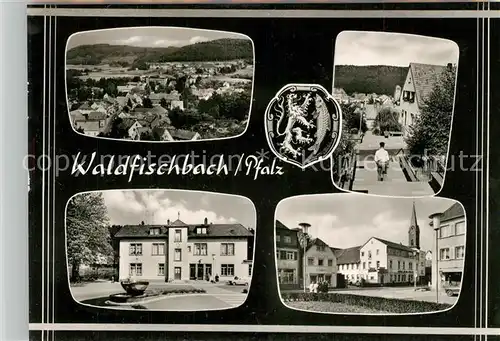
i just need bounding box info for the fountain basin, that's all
[120,281,149,296]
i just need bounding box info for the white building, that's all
[114,217,254,282]
[429,202,466,290]
[304,238,337,288]
[335,246,361,284]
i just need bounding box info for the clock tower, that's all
[408,201,420,249]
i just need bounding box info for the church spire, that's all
[408,200,420,249]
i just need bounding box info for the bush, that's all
[281,292,452,314]
[372,127,381,136]
[317,282,329,293]
[374,107,402,133]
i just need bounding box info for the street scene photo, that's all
[66,189,256,311]
[276,193,465,314]
[65,27,254,141]
[331,31,459,196]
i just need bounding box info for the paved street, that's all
[335,286,458,306]
[71,280,248,310]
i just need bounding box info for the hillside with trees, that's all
[67,38,253,65]
[334,65,408,96]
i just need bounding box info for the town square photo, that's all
[275,193,466,314]
[66,189,256,311]
[65,27,254,141]
[331,31,459,197]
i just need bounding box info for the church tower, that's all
[408,201,420,249]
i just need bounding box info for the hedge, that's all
[281,292,452,314]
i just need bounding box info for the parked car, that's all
[227,276,249,286]
[443,280,461,297]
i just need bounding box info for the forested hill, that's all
[334,65,409,96]
[66,38,253,65]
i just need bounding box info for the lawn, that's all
[287,301,392,314]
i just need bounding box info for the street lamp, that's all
[298,222,311,293]
[429,212,442,304]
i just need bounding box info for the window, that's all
[174,229,182,242]
[455,246,465,259]
[368,251,372,260]
[248,264,253,276]
[368,261,372,268]
[402,262,405,270]
[279,269,296,284]
[318,259,324,266]
[376,261,380,269]
[398,261,401,270]
[194,243,207,256]
[362,262,366,269]
[276,250,280,259]
[221,264,235,276]
[308,258,314,266]
[276,235,281,242]
[361,251,364,257]
[129,263,142,276]
[440,248,451,260]
[389,260,393,269]
[149,228,160,235]
[196,227,207,234]
[174,248,182,261]
[328,259,333,266]
[284,236,292,244]
[152,243,165,256]
[221,243,235,256]
[129,243,142,256]
[376,249,379,255]
[286,251,296,260]
[158,263,165,276]
[440,225,451,238]
[409,262,413,270]
[187,246,191,253]
[456,221,466,235]
[317,245,325,252]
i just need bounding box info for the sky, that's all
[276,194,464,251]
[334,31,459,67]
[99,190,256,230]
[66,27,248,50]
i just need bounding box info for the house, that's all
[149,92,181,106]
[275,220,301,288]
[335,246,361,284]
[304,238,337,288]
[72,111,107,136]
[429,202,465,290]
[396,62,451,134]
[394,85,402,105]
[118,119,142,140]
[168,129,201,141]
[171,100,184,111]
[113,217,254,282]
[332,88,350,104]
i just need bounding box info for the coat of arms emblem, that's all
[265,84,342,169]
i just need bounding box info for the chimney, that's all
[141,221,145,225]
[167,219,170,226]
[204,217,208,225]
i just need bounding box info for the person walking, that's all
[374,141,390,181]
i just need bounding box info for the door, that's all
[205,264,212,280]
[189,264,196,280]
[197,264,204,279]
[174,267,182,280]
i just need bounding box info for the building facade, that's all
[304,238,337,288]
[275,220,301,288]
[335,246,361,284]
[396,63,449,135]
[430,202,466,290]
[115,218,254,282]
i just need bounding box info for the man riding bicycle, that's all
[374,142,390,181]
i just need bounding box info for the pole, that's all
[303,243,306,292]
[414,252,417,291]
[435,229,439,303]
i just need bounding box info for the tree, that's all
[373,106,402,135]
[127,98,133,108]
[342,103,368,134]
[66,193,112,282]
[160,97,168,108]
[405,66,456,156]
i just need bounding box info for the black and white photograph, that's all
[331,31,459,197]
[66,189,256,311]
[65,27,254,141]
[276,193,465,314]
[265,84,342,169]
